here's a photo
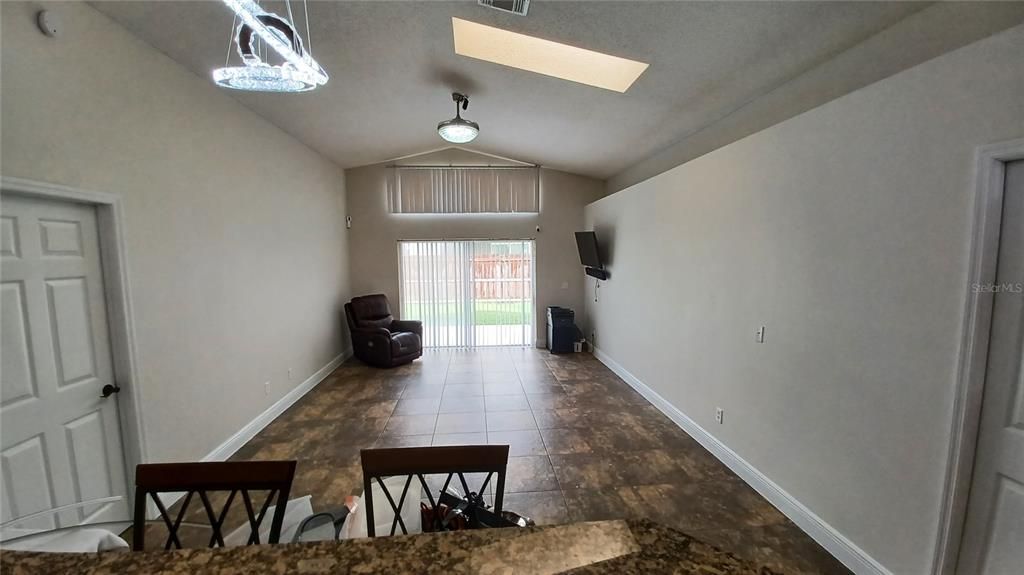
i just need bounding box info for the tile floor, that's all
[230,347,849,574]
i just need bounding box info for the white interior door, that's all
[0,194,129,531]
[956,160,1024,574]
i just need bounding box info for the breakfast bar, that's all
[1,519,773,575]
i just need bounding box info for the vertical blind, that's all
[387,167,539,214]
[398,240,535,347]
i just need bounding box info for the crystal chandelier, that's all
[437,93,480,144]
[212,0,328,93]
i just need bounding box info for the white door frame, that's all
[933,137,1024,575]
[1,176,147,508]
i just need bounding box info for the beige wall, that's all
[1,2,351,463]
[345,150,604,345]
[605,1,1024,194]
[585,25,1024,575]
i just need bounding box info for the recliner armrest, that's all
[390,320,423,338]
[352,326,392,348]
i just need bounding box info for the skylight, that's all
[451,18,649,93]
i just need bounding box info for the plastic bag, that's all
[339,477,422,538]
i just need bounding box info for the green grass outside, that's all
[403,301,533,326]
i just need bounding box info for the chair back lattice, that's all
[131,460,296,551]
[360,445,509,536]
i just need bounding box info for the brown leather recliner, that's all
[345,294,422,368]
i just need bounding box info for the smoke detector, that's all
[477,0,529,17]
[37,10,61,37]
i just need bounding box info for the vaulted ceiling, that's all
[93,1,930,179]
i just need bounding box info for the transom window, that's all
[387,167,539,214]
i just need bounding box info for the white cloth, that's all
[340,477,422,539]
[1,527,129,552]
[222,495,313,546]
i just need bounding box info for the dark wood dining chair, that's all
[360,445,509,537]
[132,460,296,551]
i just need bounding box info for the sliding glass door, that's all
[398,240,535,347]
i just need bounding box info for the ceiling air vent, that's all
[478,0,530,17]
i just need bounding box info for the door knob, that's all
[100,384,121,398]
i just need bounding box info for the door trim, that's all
[0,176,147,506]
[933,138,1024,575]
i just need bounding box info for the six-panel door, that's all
[0,194,129,530]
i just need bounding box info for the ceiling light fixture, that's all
[437,93,480,144]
[212,0,328,93]
[452,17,648,93]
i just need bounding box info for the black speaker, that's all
[585,267,609,280]
[546,307,576,354]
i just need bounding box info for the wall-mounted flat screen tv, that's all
[575,231,602,268]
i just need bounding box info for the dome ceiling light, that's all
[437,93,480,144]
[212,0,328,93]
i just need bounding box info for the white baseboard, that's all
[592,347,892,575]
[202,350,351,462]
[151,351,350,516]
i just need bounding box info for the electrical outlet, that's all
[715,408,724,424]
[756,326,766,343]
[264,381,270,396]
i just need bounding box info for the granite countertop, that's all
[1,519,776,574]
